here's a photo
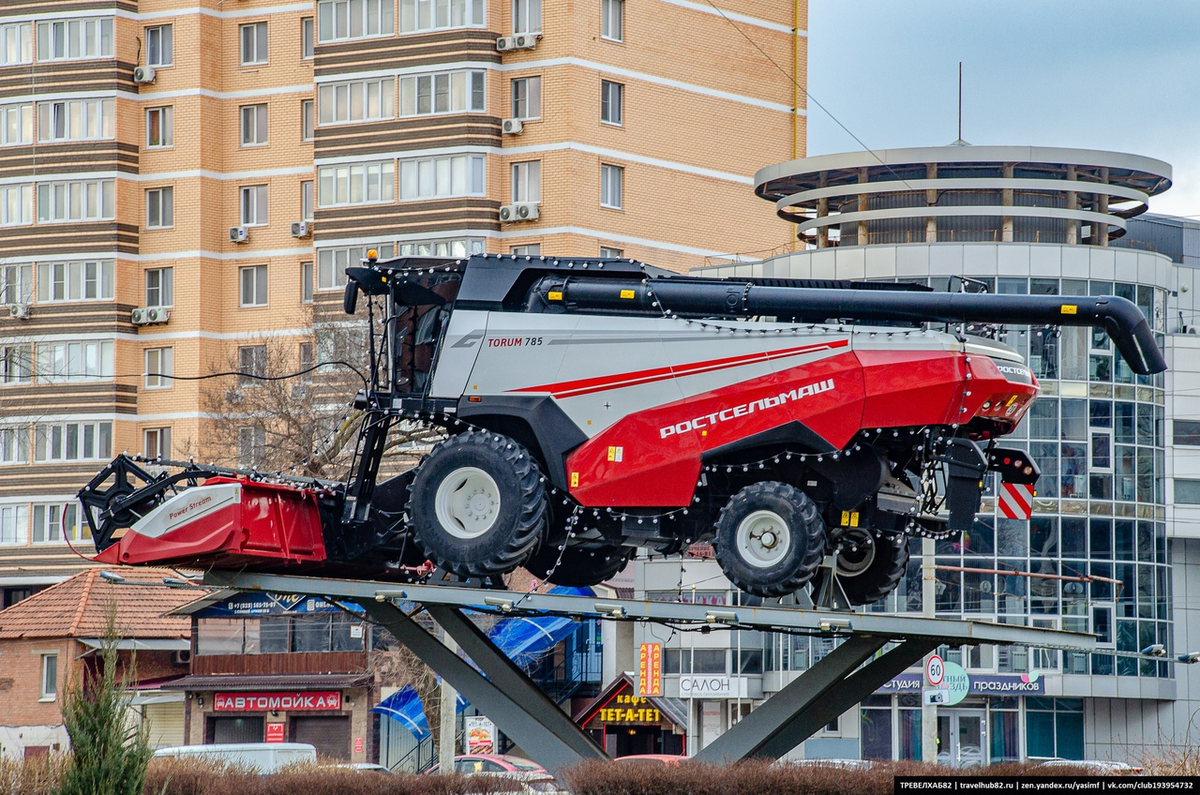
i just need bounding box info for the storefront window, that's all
[860,707,892,760]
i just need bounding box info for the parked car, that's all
[1039,759,1144,775]
[464,770,568,794]
[776,758,875,770]
[325,762,393,774]
[152,743,317,774]
[614,755,689,766]
[452,755,547,774]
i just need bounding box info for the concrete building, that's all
[0,0,804,600]
[631,145,1200,765]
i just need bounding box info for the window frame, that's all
[317,0,395,43]
[32,502,81,544]
[40,654,57,700]
[0,102,33,146]
[0,22,32,66]
[600,163,623,209]
[36,179,115,223]
[146,105,174,148]
[36,260,113,303]
[238,426,267,467]
[239,265,268,308]
[398,70,485,117]
[143,426,172,460]
[239,22,268,66]
[317,162,394,208]
[301,99,315,141]
[0,184,32,226]
[510,160,541,204]
[0,426,29,465]
[145,186,174,230]
[33,421,112,462]
[317,77,395,126]
[301,261,314,303]
[145,267,174,307]
[145,24,173,67]
[0,344,32,385]
[599,246,623,258]
[301,17,315,59]
[240,184,269,227]
[37,18,114,62]
[511,76,541,120]
[240,103,269,147]
[601,0,624,42]
[144,347,173,389]
[600,80,623,126]
[301,180,314,221]
[512,0,542,34]
[398,154,485,202]
[36,98,114,143]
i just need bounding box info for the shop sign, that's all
[465,716,496,753]
[265,723,285,743]
[597,694,661,725]
[214,691,342,712]
[638,643,662,697]
[940,661,970,706]
[877,671,1044,696]
[678,676,759,699]
[196,593,362,617]
[354,737,364,754]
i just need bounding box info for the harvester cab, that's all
[79,254,1166,604]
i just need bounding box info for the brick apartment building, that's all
[0,0,804,600]
[0,568,194,758]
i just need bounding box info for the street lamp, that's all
[1177,652,1200,664]
[1141,644,1167,657]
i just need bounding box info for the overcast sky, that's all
[805,1,1200,217]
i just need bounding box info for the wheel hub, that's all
[434,467,502,539]
[835,529,876,576]
[736,510,792,568]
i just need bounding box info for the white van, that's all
[152,743,317,774]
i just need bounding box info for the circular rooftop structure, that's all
[755,145,1172,248]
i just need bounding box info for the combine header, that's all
[79,254,1165,602]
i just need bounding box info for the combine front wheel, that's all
[714,482,825,598]
[409,431,546,578]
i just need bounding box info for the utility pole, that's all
[440,632,458,772]
[921,537,938,764]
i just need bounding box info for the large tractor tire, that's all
[524,541,633,587]
[714,481,825,598]
[811,528,910,606]
[408,430,546,578]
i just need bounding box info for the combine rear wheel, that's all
[524,541,633,587]
[714,482,825,598]
[408,431,546,578]
[811,529,910,606]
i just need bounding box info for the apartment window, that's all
[301,100,315,141]
[317,162,393,207]
[37,18,114,60]
[301,181,314,221]
[301,261,314,303]
[0,427,28,464]
[316,244,395,290]
[238,345,268,386]
[145,347,173,389]
[511,76,541,120]
[0,505,28,545]
[511,160,541,203]
[1,263,32,304]
[36,260,114,302]
[399,70,485,117]
[241,104,268,146]
[301,17,315,58]
[0,345,31,385]
[146,106,173,148]
[1174,420,1200,446]
[400,0,486,33]
[145,267,173,307]
[317,0,394,42]
[37,179,115,223]
[34,421,112,462]
[0,103,33,145]
[0,22,32,65]
[396,238,482,257]
[240,266,268,307]
[35,340,113,383]
[299,341,315,374]
[146,24,173,66]
[37,98,114,142]
[601,0,623,41]
[1177,480,1200,505]
[318,78,394,125]
[40,654,57,700]
[599,246,623,258]
[238,426,267,467]
[146,187,174,229]
[143,427,171,460]
[511,244,540,256]
[240,22,268,65]
[513,0,541,33]
[0,184,32,226]
[601,164,623,209]
[600,80,623,125]
[399,154,484,201]
[240,185,269,226]
[33,503,81,544]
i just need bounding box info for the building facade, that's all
[630,145,1200,765]
[0,0,804,599]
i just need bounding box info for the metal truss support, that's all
[354,599,605,775]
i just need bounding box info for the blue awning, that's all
[372,586,592,738]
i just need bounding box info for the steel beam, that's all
[694,634,887,763]
[354,599,604,774]
[424,604,605,761]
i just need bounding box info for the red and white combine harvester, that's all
[79,255,1166,603]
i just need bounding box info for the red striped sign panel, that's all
[999,483,1034,520]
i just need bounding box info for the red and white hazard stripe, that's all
[998,483,1034,520]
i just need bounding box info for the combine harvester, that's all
[79,254,1165,603]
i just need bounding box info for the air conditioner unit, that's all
[131,307,170,325]
[495,36,517,52]
[229,226,249,243]
[502,118,523,135]
[7,302,29,320]
[132,65,156,85]
[499,202,539,223]
[172,649,192,666]
[513,33,539,50]
[290,221,311,238]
